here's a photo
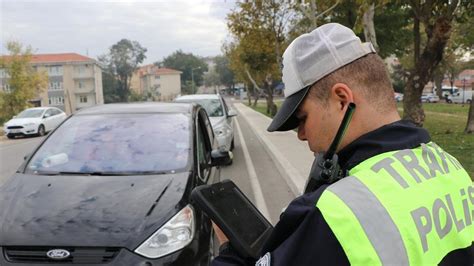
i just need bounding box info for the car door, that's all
[42,109,55,131]
[196,109,218,185]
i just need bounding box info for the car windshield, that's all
[26,113,190,175]
[16,109,44,118]
[177,99,223,117]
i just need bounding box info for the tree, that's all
[227,0,295,115]
[0,41,48,121]
[101,70,120,103]
[214,56,235,89]
[99,39,146,102]
[402,0,472,126]
[203,69,220,90]
[161,50,208,94]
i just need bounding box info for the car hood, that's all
[0,172,191,249]
[209,116,226,129]
[5,118,41,127]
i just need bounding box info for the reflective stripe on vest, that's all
[316,142,474,265]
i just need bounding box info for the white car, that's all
[175,94,236,153]
[3,107,67,139]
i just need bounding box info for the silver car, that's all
[175,94,236,153]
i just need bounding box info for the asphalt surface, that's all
[0,136,44,183]
[0,102,296,225]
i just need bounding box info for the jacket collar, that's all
[338,120,431,171]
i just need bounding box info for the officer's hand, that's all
[212,222,229,245]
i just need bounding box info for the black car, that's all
[0,103,230,265]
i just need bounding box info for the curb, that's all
[233,102,312,196]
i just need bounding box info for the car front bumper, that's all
[4,126,38,137]
[0,242,207,266]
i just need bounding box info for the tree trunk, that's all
[403,17,453,126]
[433,72,444,100]
[414,15,420,64]
[362,3,379,52]
[465,94,474,133]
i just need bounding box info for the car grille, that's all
[7,126,23,129]
[4,246,120,264]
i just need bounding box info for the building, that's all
[422,69,474,94]
[130,64,181,101]
[0,53,103,114]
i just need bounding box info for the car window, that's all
[177,99,223,117]
[16,109,44,118]
[51,109,61,116]
[44,109,54,117]
[26,113,191,174]
[196,111,212,179]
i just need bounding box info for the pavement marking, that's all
[234,116,271,223]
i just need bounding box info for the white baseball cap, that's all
[267,23,376,132]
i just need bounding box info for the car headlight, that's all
[215,125,231,137]
[23,123,36,127]
[135,205,195,259]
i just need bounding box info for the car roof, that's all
[175,94,220,100]
[74,102,195,115]
[23,107,50,111]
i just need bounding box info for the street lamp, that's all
[191,67,201,94]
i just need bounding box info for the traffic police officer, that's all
[212,23,473,265]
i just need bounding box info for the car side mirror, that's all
[43,114,50,118]
[210,149,232,166]
[227,110,237,117]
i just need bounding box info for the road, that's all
[0,136,44,183]
[0,103,296,224]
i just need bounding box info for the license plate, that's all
[10,129,20,133]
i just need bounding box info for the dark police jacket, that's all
[212,120,473,266]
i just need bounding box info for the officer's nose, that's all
[297,123,306,141]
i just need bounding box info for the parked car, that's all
[0,103,229,265]
[3,107,67,139]
[175,94,236,154]
[421,93,440,103]
[446,90,472,104]
[394,93,404,102]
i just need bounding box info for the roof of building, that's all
[1,53,95,64]
[137,64,182,76]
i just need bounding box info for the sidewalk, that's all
[233,103,314,196]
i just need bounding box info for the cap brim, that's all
[267,86,311,132]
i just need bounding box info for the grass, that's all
[248,100,474,178]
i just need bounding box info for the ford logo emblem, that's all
[46,249,71,259]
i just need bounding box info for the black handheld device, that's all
[191,180,273,259]
[304,102,356,194]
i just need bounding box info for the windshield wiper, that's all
[34,170,169,176]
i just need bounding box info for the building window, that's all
[80,96,88,103]
[78,81,84,89]
[49,81,63,91]
[48,65,63,76]
[49,96,65,105]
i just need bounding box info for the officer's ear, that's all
[330,83,354,111]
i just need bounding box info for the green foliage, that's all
[0,41,48,121]
[99,39,147,102]
[101,71,120,103]
[213,55,235,88]
[161,50,208,94]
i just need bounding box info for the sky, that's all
[0,0,236,64]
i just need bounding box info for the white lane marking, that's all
[234,117,271,223]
